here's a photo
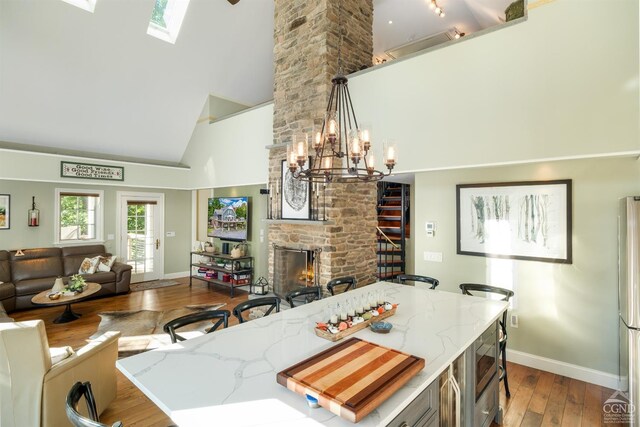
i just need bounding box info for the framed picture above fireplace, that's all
[281,159,311,220]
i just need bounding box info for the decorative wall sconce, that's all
[28,196,39,227]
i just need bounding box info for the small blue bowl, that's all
[370,321,393,334]
[306,394,320,408]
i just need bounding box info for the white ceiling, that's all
[0,0,513,164]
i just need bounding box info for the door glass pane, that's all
[126,203,155,274]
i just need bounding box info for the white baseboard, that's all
[163,271,190,280]
[507,349,619,390]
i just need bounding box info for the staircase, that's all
[376,182,410,281]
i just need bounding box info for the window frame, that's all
[54,188,105,245]
[146,0,191,44]
[60,0,97,13]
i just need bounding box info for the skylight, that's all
[61,0,96,13]
[147,0,191,44]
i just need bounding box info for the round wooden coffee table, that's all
[32,282,101,324]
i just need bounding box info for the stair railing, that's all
[376,181,409,281]
[376,226,399,249]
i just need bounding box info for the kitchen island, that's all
[117,282,507,426]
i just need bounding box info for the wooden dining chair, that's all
[232,297,281,323]
[326,277,357,296]
[162,310,230,343]
[396,274,439,289]
[459,283,515,398]
[285,286,322,308]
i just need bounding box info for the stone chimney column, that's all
[268,0,378,292]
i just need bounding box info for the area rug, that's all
[130,279,180,292]
[91,303,226,357]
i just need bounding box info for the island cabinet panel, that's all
[386,379,438,427]
[475,374,499,427]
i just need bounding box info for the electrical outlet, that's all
[510,314,519,328]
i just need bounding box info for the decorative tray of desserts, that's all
[314,291,398,342]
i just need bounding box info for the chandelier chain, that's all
[337,0,344,75]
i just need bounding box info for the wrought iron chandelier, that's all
[286,2,398,183]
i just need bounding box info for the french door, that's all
[116,192,164,283]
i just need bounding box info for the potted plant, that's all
[65,274,86,294]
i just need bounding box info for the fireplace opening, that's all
[273,245,320,298]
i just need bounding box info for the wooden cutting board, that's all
[277,338,425,423]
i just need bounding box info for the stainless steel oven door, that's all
[475,322,498,400]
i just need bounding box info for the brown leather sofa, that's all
[0,245,131,313]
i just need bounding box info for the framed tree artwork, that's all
[456,180,572,263]
[0,194,10,230]
[281,159,311,220]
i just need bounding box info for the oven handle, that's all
[449,364,461,427]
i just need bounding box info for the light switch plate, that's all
[424,251,443,262]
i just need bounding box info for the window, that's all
[60,0,96,13]
[55,189,104,244]
[147,0,191,44]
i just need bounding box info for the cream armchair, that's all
[0,320,120,427]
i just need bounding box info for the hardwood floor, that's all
[492,363,627,427]
[11,278,622,426]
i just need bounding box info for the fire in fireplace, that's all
[273,245,320,298]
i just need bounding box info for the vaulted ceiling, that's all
[0,0,513,164]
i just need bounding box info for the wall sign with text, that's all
[61,162,125,181]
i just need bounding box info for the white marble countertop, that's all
[117,282,507,426]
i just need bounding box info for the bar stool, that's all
[396,274,439,289]
[326,277,357,296]
[232,296,280,323]
[459,283,515,398]
[66,381,123,427]
[163,310,230,343]
[285,286,322,308]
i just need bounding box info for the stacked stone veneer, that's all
[269,0,378,291]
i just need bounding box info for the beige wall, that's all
[181,104,272,189]
[348,0,639,173]
[0,149,191,189]
[0,180,191,275]
[413,156,640,374]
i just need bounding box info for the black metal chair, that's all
[162,310,230,343]
[66,381,123,427]
[396,274,439,289]
[459,283,515,398]
[232,296,281,323]
[326,276,357,296]
[285,286,322,308]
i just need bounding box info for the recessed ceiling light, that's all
[388,20,393,24]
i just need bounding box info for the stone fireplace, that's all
[268,0,378,294]
[272,245,320,298]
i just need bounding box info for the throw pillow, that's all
[50,346,75,365]
[78,257,99,275]
[97,255,117,272]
